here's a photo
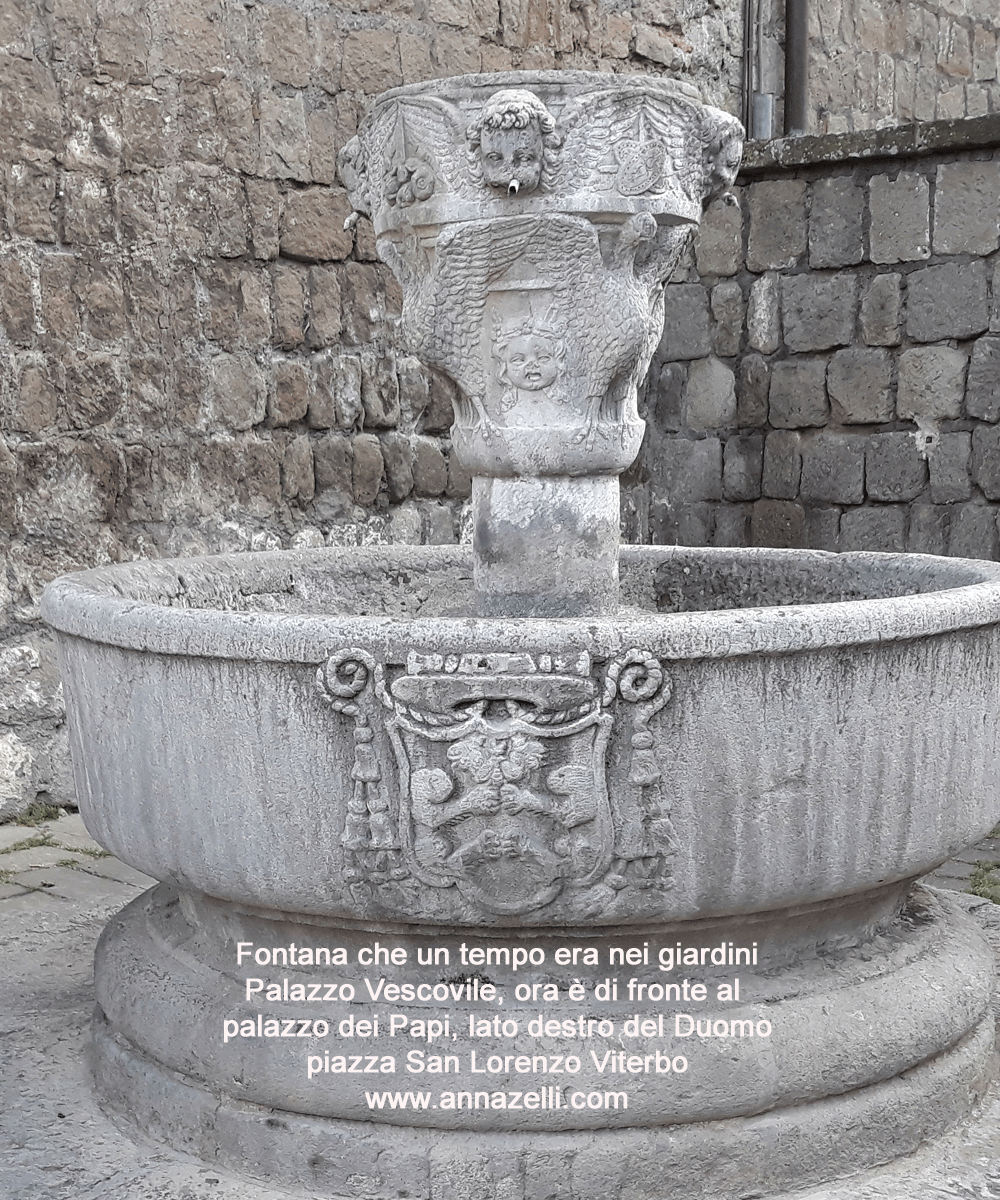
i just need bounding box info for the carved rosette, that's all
[339,72,743,480]
[317,645,676,920]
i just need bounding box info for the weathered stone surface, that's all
[869,172,930,264]
[762,430,802,499]
[207,354,267,432]
[966,337,1000,422]
[308,266,342,349]
[799,433,865,504]
[308,354,362,431]
[270,360,310,427]
[272,265,307,350]
[828,348,893,424]
[809,176,864,268]
[723,433,763,501]
[747,179,807,271]
[280,189,354,263]
[949,502,1000,559]
[768,359,828,429]
[906,260,989,343]
[805,505,841,552]
[682,356,737,430]
[711,280,744,357]
[359,354,400,429]
[897,345,967,422]
[782,274,857,352]
[350,432,384,505]
[736,354,769,426]
[840,505,907,552]
[930,432,973,503]
[661,285,712,360]
[411,435,448,497]
[379,432,414,503]
[281,435,315,503]
[908,504,949,555]
[12,365,59,434]
[860,273,903,346]
[750,498,806,547]
[746,272,780,354]
[933,161,1000,255]
[695,194,742,277]
[865,432,928,502]
[972,425,1000,500]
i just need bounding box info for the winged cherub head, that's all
[467,89,561,197]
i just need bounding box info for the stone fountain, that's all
[41,72,1000,1199]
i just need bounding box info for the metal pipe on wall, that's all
[784,0,808,134]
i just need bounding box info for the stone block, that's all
[768,359,828,429]
[351,433,384,506]
[447,450,472,499]
[746,273,780,354]
[39,256,80,344]
[652,362,687,433]
[781,274,857,353]
[0,256,34,348]
[972,425,1000,500]
[948,503,1000,560]
[64,353,121,429]
[747,179,807,272]
[432,28,482,75]
[272,264,306,349]
[860,273,902,346]
[762,430,802,499]
[339,263,385,345]
[308,266,342,349]
[651,499,714,547]
[828,348,893,424]
[270,360,309,427]
[660,284,711,360]
[908,504,949,555]
[12,365,59,434]
[709,503,750,547]
[710,280,744,358]
[722,433,763,501]
[246,180,280,260]
[840,506,907,552]
[994,262,1000,333]
[906,261,989,343]
[257,6,311,88]
[399,32,434,83]
[750,499,806,548]
[682,357,736,430]
[808,176,864,269]
[281,435,314,503]
[966,337,1000,422]
[869,172,930,264]
[208,353,267,432]
[799,433,865,505]
[736,354,769,426]
[695,194,742,277]
[281,189,354,263]
[929,432,972,503]
[805,506,841,551]
[412,435,448,497]
[634,22,686,69]
[650,437,722,504]
[865,432,928,502]
[313,432,353,495]
[933,161,1000,255]
[310,353,363,431]
[897,346,967,422]
[360,354,400,429]
[7,162,57,242]
[341,29,403,93]
[380,432,414,503]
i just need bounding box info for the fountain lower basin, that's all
[41,544,1000,1198]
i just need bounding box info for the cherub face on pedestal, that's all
[480,124,544,195]
[467,88,561,197]
[501,333,560,391]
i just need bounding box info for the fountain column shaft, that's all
[472,475,621,618]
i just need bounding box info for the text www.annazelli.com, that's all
[364,1089,627,1111]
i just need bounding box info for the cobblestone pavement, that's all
[3,808,1000,1200]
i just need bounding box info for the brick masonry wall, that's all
[0,0,744,818]
[635,117,1000,562]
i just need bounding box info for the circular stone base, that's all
[90,884,997,1198]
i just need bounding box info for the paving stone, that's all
[0,881,29,898]
[660,284,712,360]
[865,432,928,502]
[897,345,967,422]
[948,502,1000,559]
[736,353,769,425]
[0,843,78,872]
[828,347,893,424]
[840,505,907,552]
[746,272,780,354]
[906,261,989,343]
[747,179,807,271]
[768,358,828,429]
[74,857,156,890]
[966,337,1000,422]
[723,433,763,501]
[9,864,135,905]
[908,504,949,555]
[682,356,737,430]
[972,425,1000,500]
[762,430,802,499]
[695,194,743,277]
[799,433,865,505]
[869,171,930,263]
[809,176,865,268]
[929,433,973,504]
[933,161,1000,255]
[710,280,744,357]
[781,274,857,353]
[750,499,806,548]
[860,273,903,346]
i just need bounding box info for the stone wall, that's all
[635,117,1000,562]
[0,0,744,818]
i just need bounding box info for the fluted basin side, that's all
[42,545,1000,928]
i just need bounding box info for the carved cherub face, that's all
[480,124,544,196]
[500,334,560,391]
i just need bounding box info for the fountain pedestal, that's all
[40,71,1000,1200]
